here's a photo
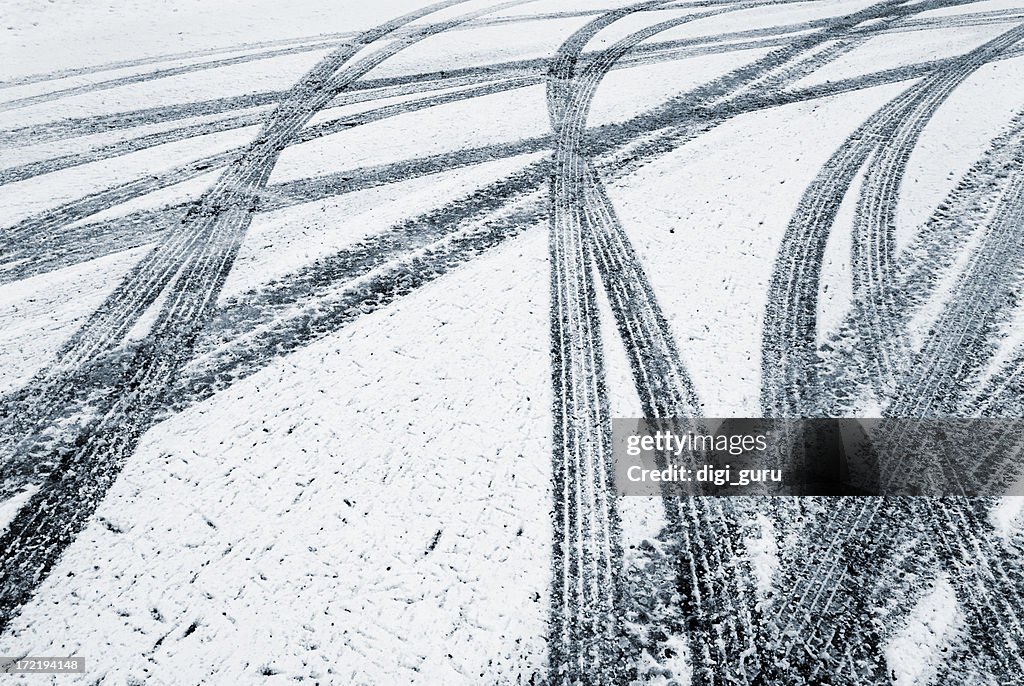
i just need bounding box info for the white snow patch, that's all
[0,484,39,533]
[0,0,419,81]
[637,634,692,686]
[124,274,175,344]
[607,80,907,416]
[305,78,510,129]
[64,169,225,230]
[360,16,592,82]
[884,574,963,686]
[746,512,778,600]
[0,106,267,169]
[989,496,1024,539]
[490,0,632,20]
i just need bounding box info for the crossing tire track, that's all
[0,0,542,634]
[819,109,1024,415]
[757,25,1024,683]
[4,48,988,291]
[542,2,778,680]
[851,23,1024,399]
[540,0,957,681]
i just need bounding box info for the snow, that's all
[0,126,256,227]
[794,22,1017,89]
[362,16,595,81]
[905,214,989,354]
[884,575,963,686]
[648,0,878,45]
[588,48,777,128]
[896,56,1024,252]
[270,84,550,184]
[989,496,1024,539]
[221,149,548,301]
[0,106,271,169]
[746,512,778,600]
[0,485,39,533]
[816,162,865,345]
[4,0,1024,682]
[917,0,1024,20]
[0,49,333,130]
[0,1,414,80]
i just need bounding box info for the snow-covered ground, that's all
[1,0,1023,683]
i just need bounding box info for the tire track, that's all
[820,108,1024,415]
[0,91,281,146]
[0,111,264,187]
[0,59,903,321]
[0,14,859,184]
[2,4,983,376]
[178,167,550,402]
[0,38,355,113]
[0,6,603,89]
[14,17,958,683]
[11,0,997,150]
[4,1,983,483]
[157,48,961,416]
[4,0,1019,679]
[543,2,765,680]
[6,0,1010,92]
[1,0,486,472]
[3,3,709,94]
[2,50,973,287]
[2,21,827,242]
[9,5,984,309]
[888,139,1024,420]
[0,149,237,257]
[542,5,660,679]
[761,19,1024,418]
[0,206,182,286]
[921,496,1024,678]
[0,76,538,189]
